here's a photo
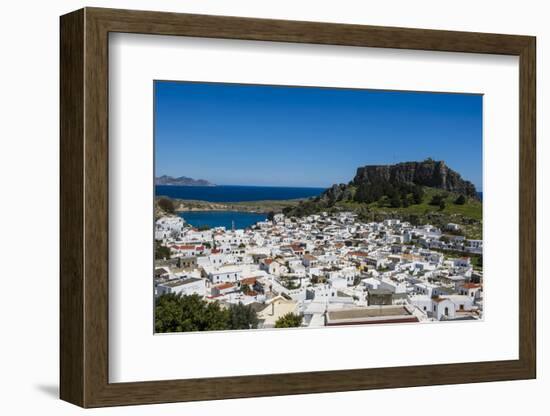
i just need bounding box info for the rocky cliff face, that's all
[352,160,478,198]
[317,159,478,204]
[322,183,354,204]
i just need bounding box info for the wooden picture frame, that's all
[60,7,536,408]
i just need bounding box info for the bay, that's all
[179,210,267,230]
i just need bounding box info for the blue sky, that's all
[155,81,482,190]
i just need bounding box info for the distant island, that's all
[155,175,216,187]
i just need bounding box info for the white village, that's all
[154,210,483,330]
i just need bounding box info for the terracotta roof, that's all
[214,283,235,290]
[348,251,369,257]
[462,283,481,289]
[240,277,257,286]
[173,245,196,250]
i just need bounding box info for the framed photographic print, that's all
[60,7,536,408]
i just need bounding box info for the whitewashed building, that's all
[155,216,185,240]
[156,277,206,297]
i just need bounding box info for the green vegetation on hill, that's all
[158,197,175,214]
[154,196,304,220]
[284,186,482,239]
[363,187,481,220]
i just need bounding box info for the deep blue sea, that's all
[155,185,325,202]
[179,211,267,230]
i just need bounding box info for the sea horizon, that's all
[155,184,326,203]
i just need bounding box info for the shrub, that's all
[274,312,303,328]
[158,197,175,214]
[454,194,467,205]
[429,194,446,206]
[412,185,424,204]
[227,303,259,330]
[389,193,402,208]
[155,243,171,260]
[155,294,230,333]
[154,294,260,332]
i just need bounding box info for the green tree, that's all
[439,199,446,210]
[155,293,230,333]
[197,225,210,231]
[267,211,275,221]
[274,312,303,328]
[158,197,175,214]
[454,194,467,205]
[475,255,483,268]
[390,193,402,208]
[155,242,171,260]
[412,185,424,204]
[200,302,231,331]
[228,303,259,330]
[282,206,293,216]
[354,183,370,203]
[429,194,446,206]
[154,293,185,333]
[440,235,451,243]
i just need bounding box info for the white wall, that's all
[0,0,546,415]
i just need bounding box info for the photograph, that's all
[153,80,484,333]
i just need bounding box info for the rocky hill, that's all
[321,159,478,203]
[354,160,477,197]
